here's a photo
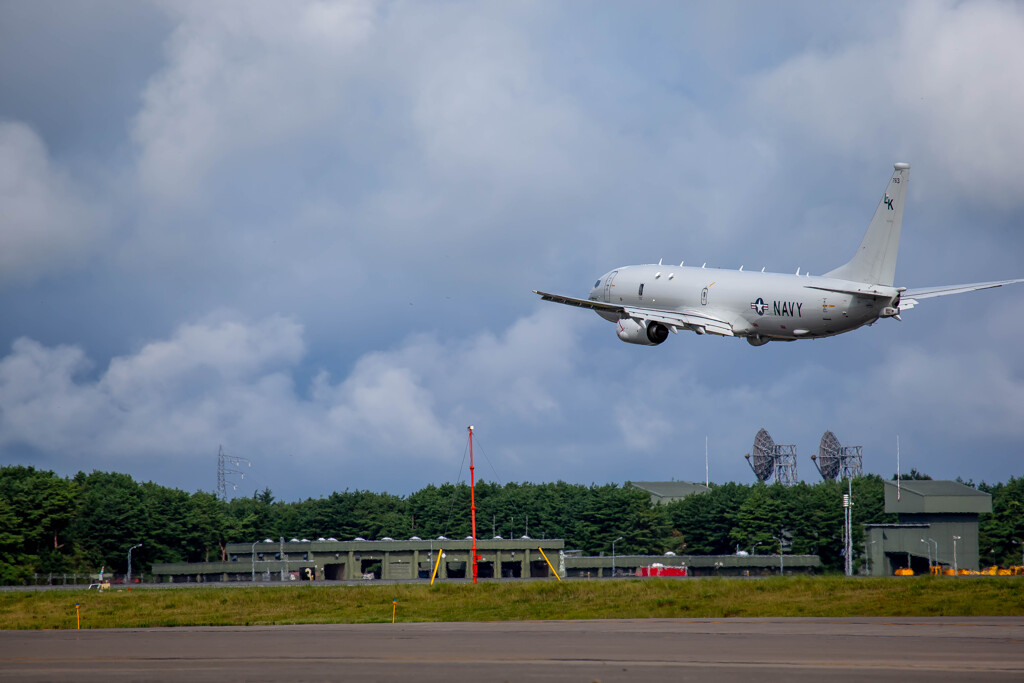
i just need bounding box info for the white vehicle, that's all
[536,164,1022,346]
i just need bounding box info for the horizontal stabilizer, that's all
[899,279,1024,310]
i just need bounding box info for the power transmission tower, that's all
[217,445,251,500]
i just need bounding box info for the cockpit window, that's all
[594,280,601,288]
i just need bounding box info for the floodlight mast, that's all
[469,426,479,584]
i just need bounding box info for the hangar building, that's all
[152,537,563,583]
[864,480,991,575]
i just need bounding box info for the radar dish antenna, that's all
[746,428,776,482]
[813,430,843,480]
[811,430,863,480]
[744,428,798,485]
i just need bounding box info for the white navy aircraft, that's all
[535,163,1022,346]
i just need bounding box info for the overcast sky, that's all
[2,1,1023,501]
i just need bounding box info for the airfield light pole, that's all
[127,543,142,584]
[920,539,932,569]
[926,538,938,571]
[777,533,784,575]
[469,426,479,584]
[251,542,258,582]
[612,537,623,578]
[953,536,961,576]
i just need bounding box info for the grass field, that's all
[2,576,1022,630]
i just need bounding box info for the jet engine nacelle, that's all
[617,318,669,346]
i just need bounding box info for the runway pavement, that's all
[2,617,1022,681]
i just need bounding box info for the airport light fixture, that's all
[127,543,142,584]
[920,539,932,568]
[952,536,961,576]
[865,539,877,575]
[926,538,938,570]
[251,541,258,582]
[612,537,623,577]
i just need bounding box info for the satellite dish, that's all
[750,428,776,481]
[816,431,842,480]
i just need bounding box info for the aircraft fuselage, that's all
[589,265,899,341]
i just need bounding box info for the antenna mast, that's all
[705,435,709,487]
[469,426,479,584]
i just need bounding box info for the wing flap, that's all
[533,291,735,336]
[624,307,735,336]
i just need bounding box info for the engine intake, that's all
[617,318,669,346]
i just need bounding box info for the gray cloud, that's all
[0,122,106,284]
[750,1,1024,208]
[0,1,1022,498]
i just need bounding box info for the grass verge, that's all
[2,576,1022,630]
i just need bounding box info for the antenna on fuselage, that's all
[739,266,743,271]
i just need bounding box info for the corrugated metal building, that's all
[864,480,991,576]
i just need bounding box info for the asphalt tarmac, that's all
[2,617,1022,682]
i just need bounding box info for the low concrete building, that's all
[152,537,564,583]
[564,553,820,577]
[864,480,991,576]
[152,536,821,582]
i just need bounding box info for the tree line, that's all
[1,465,1022,584]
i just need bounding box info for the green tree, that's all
[67,471,146,573]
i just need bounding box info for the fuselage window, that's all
[595,280,601,288]
[638,283,644,296]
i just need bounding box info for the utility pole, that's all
[612,536,623,578]
[468,426,479,584]
[953,535,961,576]
[843,478,854,576]
[127,543,142,584]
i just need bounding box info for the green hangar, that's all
[864,480,991,575]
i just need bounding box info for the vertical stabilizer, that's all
[825,163,910,286]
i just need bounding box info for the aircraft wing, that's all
[533,291,735,336]
[899,279,1024,310]
[533,291,622,315]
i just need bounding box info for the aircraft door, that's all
[603,271,618,302]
